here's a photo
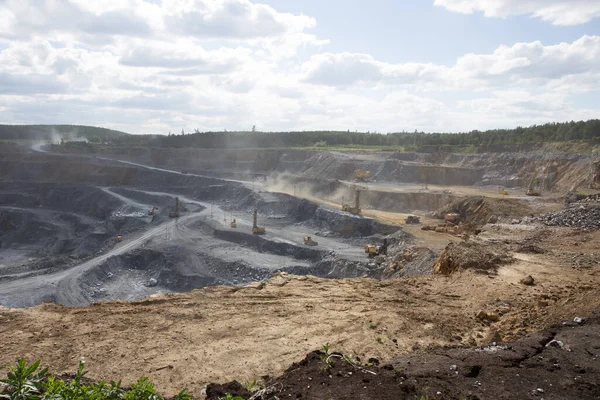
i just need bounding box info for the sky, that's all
[0,0,599,134]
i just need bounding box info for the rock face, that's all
[433,241,514,276]
[592,159,600,189]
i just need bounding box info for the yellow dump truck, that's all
[365,239,388,257]
[304,236,318,246]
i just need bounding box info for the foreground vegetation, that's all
[0,359,190,400]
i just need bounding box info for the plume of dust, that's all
[50,127,87,143]
[31,127,88,152]
[263,172,351,206]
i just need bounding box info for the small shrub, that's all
[1,359,189,400]
[0,358,47,400]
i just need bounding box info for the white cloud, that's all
[434,0,600,25]
[0,0,153,41]
[0,0,598,134]
[162,0,316,39]
[302,36,600,93]
[118,41,248,74]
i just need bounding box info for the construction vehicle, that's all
[354,169,371,182]
[526,172,541,196]
[365,239,388,257]
[404,215,420,224]
[444,213,459,224]
[342,189,361,215]
[168,197,180,218]
[252,209,265,235]
[148,206,157,216]
[114,235,123,243]
[303,236,318,246]
[230,218,237,228]
[498,188,509,196]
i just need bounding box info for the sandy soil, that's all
[1,225,599,398]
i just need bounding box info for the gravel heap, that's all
[535,204,600,229]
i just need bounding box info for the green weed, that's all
[1,359,189,400]
[219,394,244,400]
[0,358,47,400]
[243,378,262,391]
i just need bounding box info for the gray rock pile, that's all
[535,204,600,229]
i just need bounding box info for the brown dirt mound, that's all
[206,307,600,400]
[433,241,514,275]
[433,196,535,226]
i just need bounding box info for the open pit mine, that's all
[1,140,600,399]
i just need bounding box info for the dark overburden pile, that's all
[536,204,600,229]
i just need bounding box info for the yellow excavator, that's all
[252,209,265,235]
[342,189,361,215]
[114,235,123,243]
[354,169,371,182]
[498,188,509,196]
[365,239,388,258]
[230,218,237,228]
[526,172,541,196]
[304,236,318,246]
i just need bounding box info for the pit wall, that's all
[68,146,597,192]
[270,177,458,213]
[359,190,458,213]
[1,154,403,239]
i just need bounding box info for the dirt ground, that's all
[207,311,600,400]
[1,224,600,398]
[2,145,600,399]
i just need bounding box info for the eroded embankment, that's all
[68,146,597,192]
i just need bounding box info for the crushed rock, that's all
[535,204,600,229]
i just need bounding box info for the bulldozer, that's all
[498,188,509,196]
[342,189,361,215]
[526,172,541,196]
[365,239,388,258]
[169,197,180,218]
[230,218,237,228]
[404,215,420,224]
[354,169,371,182]
[303,236,318,246]
[252,209,265,235]
[114,235,123,243]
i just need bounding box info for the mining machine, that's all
[342,189,362,215]
[252,209,266,235]
[169,197,180,218]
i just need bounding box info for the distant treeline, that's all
[0,124,129,141]
[3,120,600,149]
[131,119,600,149]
